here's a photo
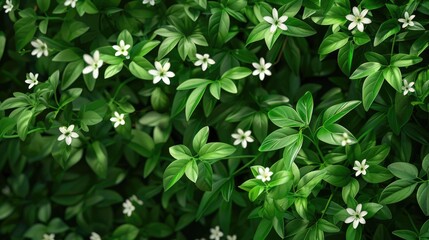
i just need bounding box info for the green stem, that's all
[109,76,136,104]
[390,34,397,56]
[320,192,334,219]
[2,128,46,139]
[232,153,263,176]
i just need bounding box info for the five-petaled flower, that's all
[264,8,288,33]
[42,233,55,240]
[122,199,135,217]
[402,79,415,95]
[31,39,49,58]
[232,128,254,148]
[227,235,237,240]
[209,226,224,240]
[3,0,13,13]
[252,57,272,81]
[345,203,368,229]
[346,7,371,32]
[25,72,39,89]
[256,167,273,183]
[142,0,155,6]
[353,159,369,177]
[90,232,101,240]
[149,61,175,85]
[112,40,131,57]
[398,12,415,28]
[64,0,77,8]
[195,53,215,71]
[340,132,353,146]
[58,125,79,146]
[110,111,125,128]
[83,50,104,79]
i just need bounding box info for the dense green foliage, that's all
[1,0,429,239]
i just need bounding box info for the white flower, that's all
[341,132,353,146]
[83,50,103,79]
[57,125,79,146]
[194,53,215,71]
[256,167,273,183]
[148,61,175,85]
[353,159,369,177]
[112,40,131,57]
[31,39,49,58]
[231,128,254,148]
[89,232,101,240]
[263,8,288,33]
[398,12,415,28]
[345,204,368,229]
[346,7,371,32]
[3,0,13,13]
[130,195,144,205]
[110,111,125,128]
[209,226,224,240]
[122,199,135,217]
[252,57,272,81]
[402,79,415,95]
[142,0,155,6]
[42,233,55,240]
[64,0,77,8]
[227,235,237,240]
[25,72,39,89]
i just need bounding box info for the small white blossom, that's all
[112,40,131,57]
[263,8,288,33]
[402,79,415,95]
[57,125,79,146]
[3,0,13,13]
[110,111,125,128]
[89,232,101,240]
[25,72,39,89]
[341,133,353,146]
[64,0,77,8]
[227,235,237,240]
[122,199,135,217]
[231,128,254,148]
[209,226,224,240]
[252,57,272,81]
[256,167,273,183]
[42,233,55,240]
[148,61,175,85]
[353,159,369,177]
[345,204,368,229]
[31,39,49,58]
[398,12,415,28]
[83,50,103,79]
[195,53,215,71]
[346,7,371,32]
[142,0,155,6]
[130,195,144,205]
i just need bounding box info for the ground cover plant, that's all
[1,0,429,239]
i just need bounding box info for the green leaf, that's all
[163,159,188,191]
[185,159,198,183]
[14,17,37,51]
[198,143,235,161]
[296,91,313,125]
[0,202,14,220]
[221,67,252,80]
[193,126,209,153]
[208,10,230,46]
[297,170,326,197]
[390,54,423,67]
[254,219,272,240]
[145,222,173,238]
[338,41,354,76]
[112,224,139,240]
[246,23,269,45]
[81,111,102,126]
[85,141,108,178]
[362,165,393,183]
[374,19,400,46]
[342,178,359,205]
[220,78,237,93]
[62,60,84,90]
[104,63,123,79]
[158,36,181,59]
[61,21,90,41]
[17,109,33,141]
[129,61,152,80]
[196,162,213,191]
[284,17,316,37]
[47,218,68,233]
[388,162,418,179]
[209,82,221,99]
[259,128,298,151]
[350,62,382,79]
[362,71,384,111]
[346,224,362,240]
[118,29,133,47]
[53,48,81,62]
[169,145,192,160]
[318,32,349,55]
[322,101,361,125]
[324,165,351,187]
[353,31,371,46]
[268,106,305,128]
[317,124,357,146]
[177,78,211,90]
[185,85,207,121]
[392,230,419,240]
[317,219,340,233]
[382,66,402,92]
[283,132,303,170]
[379,179,418,204]
[417,182,429,216]
[60,88,82,107]
[0,31,5,61]
[362,202,383,218]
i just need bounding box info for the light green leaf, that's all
[362,71,384,111]
[259,128,298,152]
[185,159,198,183]
[379,179,418,204]
[177,78,211,90]
[296,91,313,126]
[268,106,305,128]
[284,17,316,37]
[387,162,418,179]
[104,63,123,79]
[318,32,349,55]
[374,19,400,46]
[322,101,361,125]
[350,62,382,79]
[185,85,207,121]
[221,67,252,80]
[198,143,235,161]
[193,126,209,153]
[85,141,108,178]
[169,145,192,160]
[390,54,422,67]
[163,159,188,191]
[417,182,429,216]
[382,66,402,92]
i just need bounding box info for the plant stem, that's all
[232,153,263,176]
